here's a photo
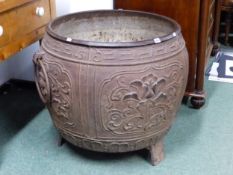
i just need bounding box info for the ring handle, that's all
[33,50,50,104]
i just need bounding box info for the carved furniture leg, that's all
[149,138,164,166]
[58,134,66,147]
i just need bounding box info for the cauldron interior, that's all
[49,10,178,43]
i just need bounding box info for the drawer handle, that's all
[0,25,3,36]
[36,7,45,17]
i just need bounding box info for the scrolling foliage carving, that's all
[36,57,75,128]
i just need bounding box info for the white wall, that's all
[69,0,113,12]
[0,0,113,86]
[0,59,11,85]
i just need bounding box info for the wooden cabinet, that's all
[213,0,233,46]
[114,0,218,108]
[0,0,56,61]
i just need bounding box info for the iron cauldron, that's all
[33,10,189,166]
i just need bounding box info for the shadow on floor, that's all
[0,80,44,165]
[65,141,149,164]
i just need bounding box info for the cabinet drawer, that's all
[0,0,51,47]
[0,0,34,13]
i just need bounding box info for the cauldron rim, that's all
[47,10,181,48]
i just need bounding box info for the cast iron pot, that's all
[33,10,189,166]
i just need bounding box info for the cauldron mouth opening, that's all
[47,10,181,47]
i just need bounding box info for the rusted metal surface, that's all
[34,10,189,166]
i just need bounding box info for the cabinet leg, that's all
[185,91,206,109]
[58,134,65,147]
[182,95,189,104]
[190,97,205,109]
[149,138,164,166]
[225,12,232,45]
[39,39,42,46]
[211,43,220,56]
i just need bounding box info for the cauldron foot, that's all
[149,138,164,166]
[57,134,66,147]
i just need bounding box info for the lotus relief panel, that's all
[100,64,184,137]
